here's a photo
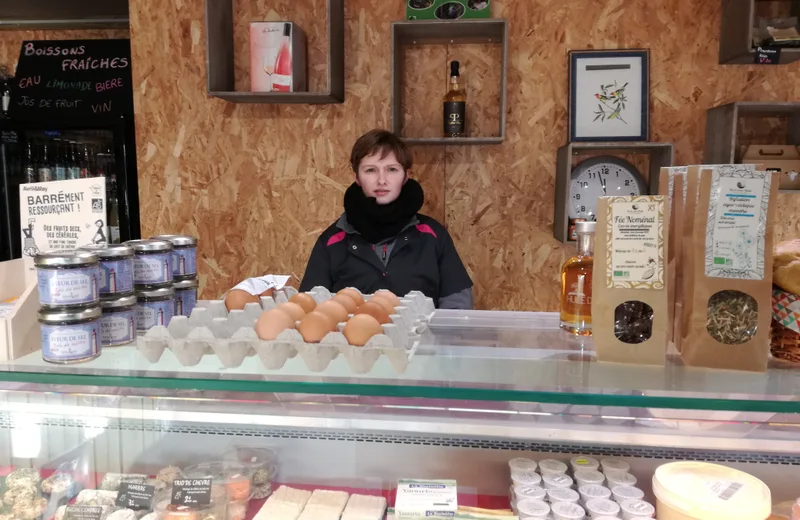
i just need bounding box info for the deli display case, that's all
[0,309,799,519]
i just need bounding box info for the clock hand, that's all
[600,175,607,195]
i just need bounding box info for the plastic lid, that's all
[619,499,655,518]
[570,456,599,470]
[601,459,630,473]
[538,459,568,474]
[652,461,771,520]
[546,488,579,504]
[611,485,644,501]
[574,469,605,485]
[585,498,620,517]
[607,472,637,487]
[550,501,585,520]
[512,471,543,487]
[543,474,573,488]
[578,484,611,500]
[509,458,538,473]
[515,486,546,501]
[517,499,550,518]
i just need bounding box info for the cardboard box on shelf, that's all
[0,257,39,361]
[405,0,490,20]
[742,145,800,191]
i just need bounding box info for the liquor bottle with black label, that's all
[443,60,465,138]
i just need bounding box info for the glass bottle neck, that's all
[575,232,594,255]
[450,76,460,90]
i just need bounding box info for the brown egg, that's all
[343,314,384,347]
[331,294,358,314]
[254,308,295,340]
[277,302,306,321]
[375,290,402,307]
[289,293,317,314]
[315,300,349,325]
[369,295,396,315]
[354,301,390,324]
[225,289,259,311]
[260,288,275,298]
[297,311,337,343]
[337,288,364,306]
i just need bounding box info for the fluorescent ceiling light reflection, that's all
[83,417,109,440]
[11,413,43,459]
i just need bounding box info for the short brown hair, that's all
[350,129,413,173]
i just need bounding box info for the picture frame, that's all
[568,49,650,142]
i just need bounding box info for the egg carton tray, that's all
[135,287,434,374]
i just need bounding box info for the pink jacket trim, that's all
[326,231,346,246]
[416,223,437,238]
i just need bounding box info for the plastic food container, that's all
[538,459,568,476]
[154,498,227,520]
[606,472,637,488]
[585,498,621,519]
[551,501,585,520]
[574,469,605,486]
[619,499,655,520]
[517,498,550,519]
[512,470,543,488]
[578,484,612,504]
[546,487,580,504]
[542,473,573,491]
[509,457,539,474]
[222,446,278,499]
[600,459,630,479]
[611,485,644,504]
[36,250,100,308]
[652,461,771,520]
[569,456,600,473]
[183,461,253,504]
[515,485,547,501]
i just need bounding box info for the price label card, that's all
[754,46,781,64]
[116,482,155,511]
[170,478,212,507]
[64,505,104,520]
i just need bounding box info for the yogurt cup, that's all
[515,485,547,502]
[606,472,637,488]
[517,499,550,519]
[619,499,655,520]
[611,485,644,504]
[578,484,612,504]
[546,488,580,504]
[510,458,539,474]
[512,471,543,488]
[570,456,600,473]
[585,498,621,519]
[592,517,622,520]
[538,459,568,476]
[600,459,631,479]
[551,501,585,520]
[543,473,573,491]
[574,469,605,486]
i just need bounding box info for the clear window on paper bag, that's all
[707,290,758,345]
[614,301,653,344]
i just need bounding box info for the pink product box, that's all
[250,22,307,93]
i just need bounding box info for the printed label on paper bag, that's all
[705,168,770,280]
[607,196,665,289]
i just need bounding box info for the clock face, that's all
[569,157,646,221]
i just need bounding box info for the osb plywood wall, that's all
[4,1,800,311]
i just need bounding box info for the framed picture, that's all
[568,49,650,142]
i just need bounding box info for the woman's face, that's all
[356,150,407,205]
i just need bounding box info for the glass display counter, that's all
[0,310,798,519]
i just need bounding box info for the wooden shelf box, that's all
[204,0,344,104]
[719,0,800,65]
[704,101,800,162]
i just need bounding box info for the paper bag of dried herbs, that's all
[592,195,669,366]
[680,166,779,372]
[770,239,800,364]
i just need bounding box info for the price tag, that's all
[116,482,155,511]
[170,478,212,507]
[754,46,781,65]
[64,505,104,520]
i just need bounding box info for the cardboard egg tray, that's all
[135,287,434,374]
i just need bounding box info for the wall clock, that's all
[569,156,647,225]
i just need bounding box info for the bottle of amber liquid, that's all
[560,221,595,335]
[443,60,465,137]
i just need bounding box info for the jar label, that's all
[133,253,172,284]
[135,300,174,332]
[173,248,197,276]
[607,196,665,290]
[42,322,99,361]
[175,288,197,317]
[100,310,136,346]
[99,259,134,294]
[38,269,98,305]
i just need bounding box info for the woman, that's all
[299,129,473,309]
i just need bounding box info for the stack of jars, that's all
[125,235,198,336]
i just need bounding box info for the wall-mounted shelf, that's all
[719,0,800,64]
[204,0,344,104]
[391,19,507,144]
[704,101,800,162]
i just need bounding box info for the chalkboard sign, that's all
[754,46,781,65]
[9,39,134,120]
